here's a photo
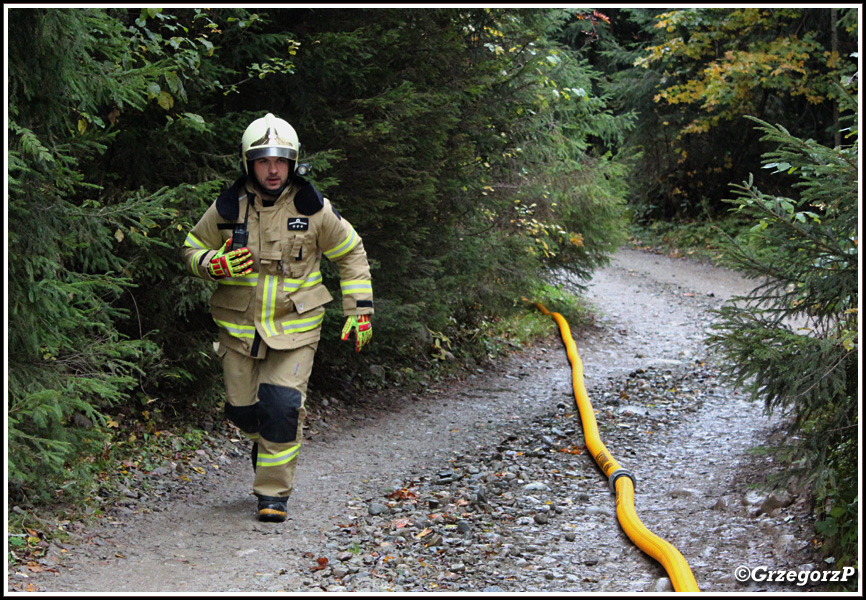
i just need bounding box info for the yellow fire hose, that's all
[536,302,700,592]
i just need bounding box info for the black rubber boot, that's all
[256,494,288,522]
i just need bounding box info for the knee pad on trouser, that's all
[257,383,303,443]
[222,383,304,440]
[224,402,260,437]
[252,383,304,498]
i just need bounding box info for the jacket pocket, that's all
[284,233,314,277]
[210,285,254,312]
[291,285,333,314]
[259,212,283,262]
[210,286,256,340]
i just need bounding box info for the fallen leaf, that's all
[387,488,417,501]
[414,527,433,539]
[310,556,329,571]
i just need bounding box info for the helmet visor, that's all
[246,146,298,161]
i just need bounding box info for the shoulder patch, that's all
[216,176,246,220]
[293,176,325,216]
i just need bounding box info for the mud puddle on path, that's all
[11,248,829,594]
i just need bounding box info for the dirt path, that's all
[12,247,829,593]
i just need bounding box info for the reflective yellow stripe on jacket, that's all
[262,275,280,337]
[340,279,373,295]
[184,232,208,250]
[183,233,211,278]
[219,274,258,287]
[282,312,325,334]
[282,271,322,293]
[324,227,359,260]
[216,272,320,290]
[213,319,256,339]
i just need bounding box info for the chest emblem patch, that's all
[288,217,309,231]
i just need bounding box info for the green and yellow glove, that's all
[341,315,372,352]
[207,238,254,279]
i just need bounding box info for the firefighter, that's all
[181,113,373,522]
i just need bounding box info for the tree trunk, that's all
[831,8,840,148]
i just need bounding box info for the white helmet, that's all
[240,113,300,174]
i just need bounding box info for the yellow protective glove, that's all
[208,238,254,279]
[341,315,372,352]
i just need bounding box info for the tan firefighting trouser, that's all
[218,342,318,498]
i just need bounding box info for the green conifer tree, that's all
[708,106,858,568]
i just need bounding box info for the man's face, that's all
[253,157,291,196]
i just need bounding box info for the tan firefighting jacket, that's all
[181,179,373,358]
